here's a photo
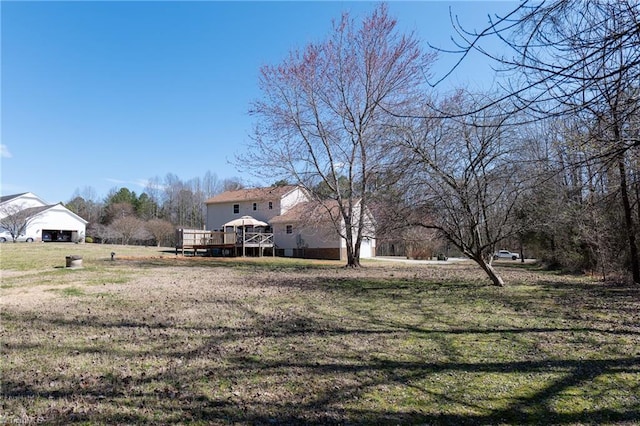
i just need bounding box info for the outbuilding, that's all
[0,193,88,242]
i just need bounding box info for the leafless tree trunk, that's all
[245,5,434,267]
[145,218,175,247]
[0,203,39,242]
[388,92,531,286]
[440,0,640,282]
[110,216,149,245]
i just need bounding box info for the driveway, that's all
[369,256,470,265]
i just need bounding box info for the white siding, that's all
[207,203,242,230]
[0,193,48,219]
[272,222,341,251]
[22,206,87,241]
[280,188,309,214]
[205,187,309,230]
[207,201,278,230]
[359,237,376,258]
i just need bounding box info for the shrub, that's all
[85,236,94,244]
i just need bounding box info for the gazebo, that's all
[223,216,273,257]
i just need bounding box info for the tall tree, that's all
[136,193,159,221]
[388,92,530,286]
[66,186,103,225]
[202,171,222,198]
[106,187,138,206]
[103,187,138,224]
[447,0,640,282]
[246,4,434,267]
[103,202,135,224]
[143,177,164,220]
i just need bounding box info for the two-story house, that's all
[204,185,376,260]
[205,185,308,230]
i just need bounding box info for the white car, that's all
[494,250,519,260]
[0,231,35,243]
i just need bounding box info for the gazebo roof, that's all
[223,215,268,228]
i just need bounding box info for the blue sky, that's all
[1,1,516,204]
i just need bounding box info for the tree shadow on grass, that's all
[3,354,639,425]
[2,272,639,424]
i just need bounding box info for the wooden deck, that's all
[176,229,274,256]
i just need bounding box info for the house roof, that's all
[0,193,29,204]
[19,205,51,217]
[0,192,50,207]
[270,198,376,233]
[9,203,89,224]
[269,200,340,224]
[205,185,299,204]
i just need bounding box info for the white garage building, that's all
[0,192,88,242]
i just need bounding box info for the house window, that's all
[233,204,239,214]
[269,202,273,210]
[286,225,293,234]
[253,202,257,211]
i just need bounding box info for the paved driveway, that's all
[369,256,469,265]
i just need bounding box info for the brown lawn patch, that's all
[1,244,639,424]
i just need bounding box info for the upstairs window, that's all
[233,204,239,214]
[253,202,257,211]
[286,225,293,234]
[269,202,273,210]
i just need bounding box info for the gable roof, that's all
[205,185,299,204]
[269,200,341,224]
[10,203,89,224]
[0,193,29,204]
[0,192,50,207]
[270,198,376,231]
[19,205,51,217]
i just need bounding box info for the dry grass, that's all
[1,243,639,425]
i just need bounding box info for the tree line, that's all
[65,173,243,246]
[243,1,640,285]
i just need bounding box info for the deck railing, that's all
[243,232,274,246]
[177,229,274,248]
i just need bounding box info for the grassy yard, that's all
[1,243,639,425]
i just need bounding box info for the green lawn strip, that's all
[1,247,638,424]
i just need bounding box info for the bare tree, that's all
[202,171,222,198]
[143,177,164,220]
[513,117,628,276]
[389,92,531,286]
[110,216,149,245]
[245,4,434,267]
[0,203,38,242]
[145,218,175,247]
[89,223,118,244]
[221,178,244,192]
[402,227,443,260]
[144,172,235,228]
[160,173,183,225]
[444,0,640,282]
[103,202,135,224]
[67,186,102,224]
[160,174,205,228]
